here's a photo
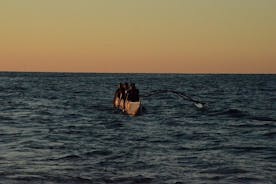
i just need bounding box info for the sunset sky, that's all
[0,0,275,73]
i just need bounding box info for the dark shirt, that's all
[127,88,139,102]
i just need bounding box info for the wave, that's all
[105,175,154,184]
[84,150,113,157]
[251,116,276,122]
[208,108,276,122]
[200,167,248,174]
[54,154,82,161]
[13,175,93,184]
[0,116,13,121]
[262,131,276,138]
[223,145,274,154]
[208,108,249,118]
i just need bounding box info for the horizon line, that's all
[0,70,275,75]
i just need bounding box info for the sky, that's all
[0,0,275,73]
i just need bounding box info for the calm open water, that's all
[0,72,275,184]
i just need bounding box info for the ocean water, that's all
[0,72,275,184]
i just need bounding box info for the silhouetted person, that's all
[127,83,139,102]
[113,83,124,107]
[123,82,129,101]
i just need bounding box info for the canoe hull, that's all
[114,97,141,116]
[125,101,141,116]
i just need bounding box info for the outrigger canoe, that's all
[114,97,141,116]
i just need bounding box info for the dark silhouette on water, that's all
[122,82,129,109]
[113,83,124,108]
[113,82,142,116]
[126,83,140,102]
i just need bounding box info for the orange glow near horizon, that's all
[0,0,276,73]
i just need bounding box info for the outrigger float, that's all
[114,97,142,116]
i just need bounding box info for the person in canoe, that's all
[121,82,130,109]
[126,83,140,102]
[113,83,124,108]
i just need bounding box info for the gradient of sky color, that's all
[0,0,275,73]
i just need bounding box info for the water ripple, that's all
[0,73,275,184]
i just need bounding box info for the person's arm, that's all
[113,90,118,107]
[126,92,129,101]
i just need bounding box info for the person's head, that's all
[124,82,129,89]
[130,83,135,87]
[119,83,123,89]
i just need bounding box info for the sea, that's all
[0,72,275,184]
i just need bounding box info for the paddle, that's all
[141,90,206,109]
